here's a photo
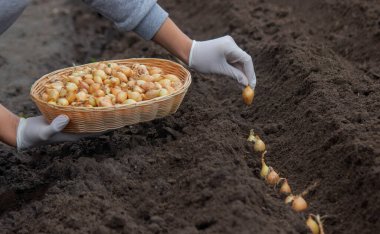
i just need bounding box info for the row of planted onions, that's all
[41,62,183,107]
[247,130,325,234]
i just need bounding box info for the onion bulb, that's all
[47,89,59,101]
[127,91,142,102]
[105,67,112,75]
[93,69,107,79]
[76,91,88,102]
[254,137,266,152]
[159,79,171,88]
[127,80,136,88]
[70,76,83,85]
[88,96,96,107]
[149,67,163,75]
[115,72,128,82]
[107,94,116,104]
[260,151,269,179]
[145,90,160,100]
[123,99,137,105]
[41,92,49,101]
[280,179,292,195]
[99,99,113,107]
[134,64,149,75]
[94,90,105,97]
[103,79,111,85]
[152,74,162,82]
[59,88,67,98]
[142,81,156,91]
[292,196,307,212]
[133,86,144,93]
[111,87,121,96]
[66,82,78,92]
[120,66,132,77]
[116,91,128,103]
[164,74,180,82]
[84,74,93,80]
[120,82,127,89]
[266,167,280,185]
[154,82,162,89]
[84,78,95,86]
[242,86,254,105]
[49,82,63,91]
[98,97,113,107]
[108,63,119,70]
[93,75,103,84]
[159,88,169,97]
[89,83,101,94]
[79,81,89,90]
[306,215,319,234]
[57,98,69,106]
[66,92,76,104]
[110,77,120,86]
[136,79,146,86]
[247,130,266,152]
[104,86,111,95]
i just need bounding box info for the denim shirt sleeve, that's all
[0,0,29,35]
[82,0,169,40]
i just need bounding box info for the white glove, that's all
[189,36,256,89]
[16,115,90,150]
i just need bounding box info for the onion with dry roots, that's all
[306,214,325,234]
[40,62,182,107]
[306,215,319,234]
[284,181,320,213]
[279,179,292,195]
[284,194,308,212]
[292,195,307,212]
[260,151,270,179]
[247,129,266,152]
[266,167,280,185]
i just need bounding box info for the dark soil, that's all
[1,0,379,233]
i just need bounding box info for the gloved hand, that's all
[189,36,256,89]
[16,115,91,150]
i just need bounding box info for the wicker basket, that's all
[30,58,192,133]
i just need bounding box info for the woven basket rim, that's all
[30,58,191,112]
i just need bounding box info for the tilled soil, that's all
[0,0,379,233]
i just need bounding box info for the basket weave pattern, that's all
[30,58,192,133]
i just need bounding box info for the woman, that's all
[0,0,256,150]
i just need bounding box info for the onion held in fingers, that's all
[242,86,254,105]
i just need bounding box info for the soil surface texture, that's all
[0,0,379,233]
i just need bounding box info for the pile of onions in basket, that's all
[41,62,182,107]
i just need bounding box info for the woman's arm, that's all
[0,104,20,147]
[152,18,192,64]
[84,0,256,88]
[153,19,256,88]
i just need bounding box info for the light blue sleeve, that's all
[83,0,169,40]
[0,0,29,35]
